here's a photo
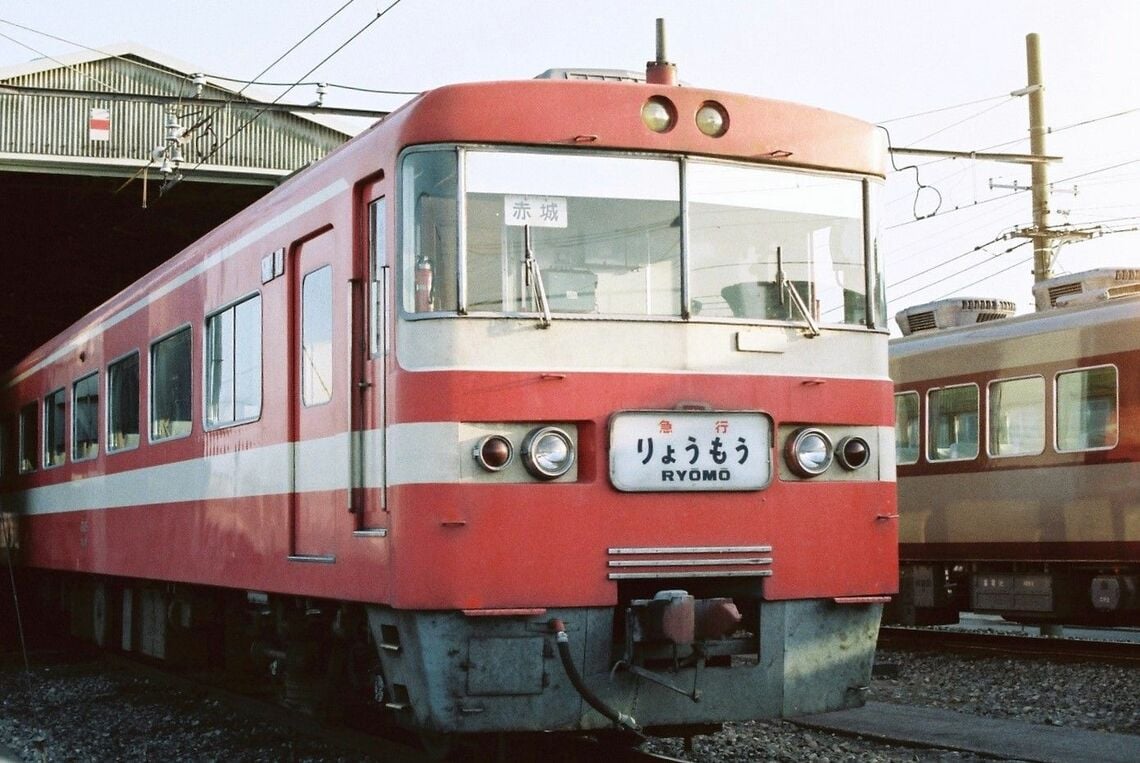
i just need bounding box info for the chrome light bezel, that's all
[836,435,871,471]
[786,427,833,477]
[473,434,514,472]
[521,426,576,480]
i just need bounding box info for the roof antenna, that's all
[646,18,678,85]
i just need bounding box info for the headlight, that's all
[695,101,729,137]
[521,426,575,480]
[641,96,676,133]
[473,435,514,472]
[836,436,870,471]
[785,428,833,477]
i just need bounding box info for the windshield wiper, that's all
[524,225,552,328]
[775,245,820,337]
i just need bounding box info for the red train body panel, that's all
[2,62,895,740]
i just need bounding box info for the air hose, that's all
[549,618,640,732]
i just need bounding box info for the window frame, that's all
[397,145,887,330]
[986,374,1046,459]
[893,390,921,466]
[925,382,980,463]
[1054,363,1118,453]
[106,349,142,454]
[149,324,194,444]
[17,401,38,474]
[72,371,100,462]
[204,292,263,430]
[370,196,388,357]
[42,387,67,469]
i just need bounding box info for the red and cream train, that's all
[891,269,1140,627]
[1,50,896,743]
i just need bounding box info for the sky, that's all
[2,0,1139,331]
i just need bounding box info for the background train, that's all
[890,267,1140,627]
[0,33,896,749]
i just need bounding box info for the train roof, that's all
[5,73,887,386]
[889,288,1140,383]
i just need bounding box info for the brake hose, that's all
[549,618,639,732]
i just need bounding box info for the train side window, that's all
[17,401,37,473]
[302,266,333,406]
[402,150,458,313]
[107,352,141,453]
[206,294,262,428]
[926,383,978,462]
[1056,365,1118,452]
[894,391,920,465]
[72,373,99,461]
[150,327,192,442]
[370,197,387,356]
[988,376,1045,458]
[43,388,66,468]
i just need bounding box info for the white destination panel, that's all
[610,411,771,492]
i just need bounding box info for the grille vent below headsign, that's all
[606,545,773,580]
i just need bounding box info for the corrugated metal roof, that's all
[0,42,352,181]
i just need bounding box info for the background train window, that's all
[107,352,140,452]
[1056,365,1118,452]
[927,383,978,462]
[301,267,333,406]
[18,402,37,473]
[206,295,263,428]
[72,373,99,461]
[894,391,920,464]
[150,327,192,441]
[43,388,66,468]
[987,376,1045,458]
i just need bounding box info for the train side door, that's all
[357,194,388,531]
[290,228,346,560]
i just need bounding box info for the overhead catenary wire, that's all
[889,241,1033,305]
[174,0,406,189]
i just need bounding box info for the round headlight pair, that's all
[473,427,575,480]
[640,97,729,137]
[785,429,870,477]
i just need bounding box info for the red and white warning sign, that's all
[89,108,110,141]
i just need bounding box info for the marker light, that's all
[695,101,729,137]
[786,428,833,477]
[641,96,676,133]
[521,426,575,480]
[474,435,514,472]
[836,436,871,471]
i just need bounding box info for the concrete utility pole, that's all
[1014,32,1096,284]
[1025,32,1053,282]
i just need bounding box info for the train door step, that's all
[794,701,1138,763]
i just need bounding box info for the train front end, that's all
[366,75,896,738]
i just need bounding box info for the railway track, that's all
[878,625,1140,664]
[1,642,697,762]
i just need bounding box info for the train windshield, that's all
[402,148,882,328]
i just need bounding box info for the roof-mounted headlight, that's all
[522,426,575,480]
[641,96,676,133]
[695,101,729,137]
[785,428,833,477]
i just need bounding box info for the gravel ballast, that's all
[1,646,1136,761]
